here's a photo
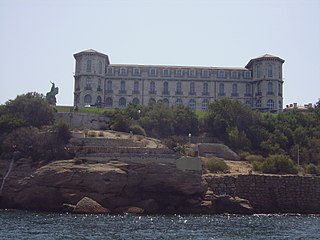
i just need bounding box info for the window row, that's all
[83,95,211,110]
[255,64,282,79]
[85,60,103,74]
[255,99,282,110]
[106,67,251,79]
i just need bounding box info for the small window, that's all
[244,71,251,79]
[189,99,196,110]
[106,67,114,75]
[175,69,183,77]
[219,83,225,96]
[257,82,261,94]
[132,97,140,105]
[163,98,169,107]
[232,83,238,96]
[134,81,139,92]
[106,80,112,91]
[189,69,195,77]
[268,65,273,77]
[99,61,102,74]
[86,60,92,73]
[119,97,126,108]
[176,81,182,94]
[256,100,261,108]
[163,81,169,94]
[176,98,183,106]
[203,82,209,95]
[201,70,209,78]
[268,82,273,94]
[202,99,209,111]
[245,83,251,96]
[85,78,92,90]
[231,71,239,79]
[133,68,140,76]
[257,65,261,78]
[105,97,113,107]
[120,68,127,75]
[190,82,195,95]
[267,99,274,110]
[150,81,156,93]
[149,68,157,76]
[218,71,225,78]
[96,96,102,104]
[163,69,170,77]
[84,94,92,105]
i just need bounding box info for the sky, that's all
[0,0,319,107]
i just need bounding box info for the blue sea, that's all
[0,210,319,239]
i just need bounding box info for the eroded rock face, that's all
[0,159,208,213]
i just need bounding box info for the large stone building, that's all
[73,49,284,112]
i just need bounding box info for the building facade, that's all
[73,49,285,112]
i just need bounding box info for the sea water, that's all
[0,210,319,239]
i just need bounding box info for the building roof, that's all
[109,63,249,71]
[245,53,285,68]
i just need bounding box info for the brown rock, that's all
[125,206,144,214]
[73,197,110,214]
[214,195,254,214]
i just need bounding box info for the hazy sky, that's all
[0,0,319,107]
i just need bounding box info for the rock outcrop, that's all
[73,197,110,214]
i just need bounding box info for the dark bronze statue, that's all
[46,81,59,105]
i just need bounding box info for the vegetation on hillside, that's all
[0,92,71,161]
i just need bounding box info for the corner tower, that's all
[73,49,110,107]
[246,54,285,113]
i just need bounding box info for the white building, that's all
[73,49,285,112]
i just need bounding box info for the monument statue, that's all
[46,81,59,105]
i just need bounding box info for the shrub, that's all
[306,163,320,176]
[261,154,298,174]
[245,154,265,163]
[129,124,146,136]
[203,158,230,173]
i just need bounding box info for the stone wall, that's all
[54,112,110,130]
[205,174,320,214]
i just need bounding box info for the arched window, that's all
[268,64,273,77]
[257,82,261,94]
[120,80,126,93]
[132,97,140,105]
[119,97,126,108]
[190,82,195,94]
[245,83,251,96]
[96,96,102,104]
[219,83,225,96]
[84,94,92,105]
[86,60,91,73]
[256,100,261,108]
[150,81,156,93]
[203,82,208,95]
[232,83,238,96]
[268,82,273,94]
[267,99,274,110]
[202,99,209,111]
[245,100,251,106]
[149,98,156,105]
[176,81,182,94]
[163,98,169,107]
[163,81,169,94]
[189,99,196,110]
[176,98,183,106]
[105,97,113,107]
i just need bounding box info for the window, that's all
[279,100,282,110]
[257,82,261,95]
[256,100,261,108]
[105,97,113,107]
[96,96,102,105]
[232,83,238,96]
[244,71,251,79]
[189,82,195,95]
[278,83,282,96]
[163,81,169,94]
[132,97,140,105]
[202,70,209,78]
[176,98,183,106]
[175,69,183,77]
[84,94,92,105]
[245,100,251,106]
[189,99,196,110]
[245,83,251,96]
[106,67,114,75]
[176,81,182,94]
[163,69,170,77]
[257,65,261,78]
[120,80,126,94]
[106,80,112,92]
[231,71,239,79]
[99,61,102,74]
[119,97,126,108]
[133,68,140,76]
[149,81,156,94]
[163,98,169,107]
[149,68,156,76]
[97,79,102,91]
[202,99,209,111]
[203,82,209,95]
[86,60,91,73]
[149,98,156,105]
[219,83,225,96]
[278,66,281,78]
[267,82,273,95]
[268,65,273,77]
[133,81,139,93]
[267,99,274,110]
[85,78,92,90]
[120,68,127,75]
[189,69,195,77]
[218,71,225,78]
